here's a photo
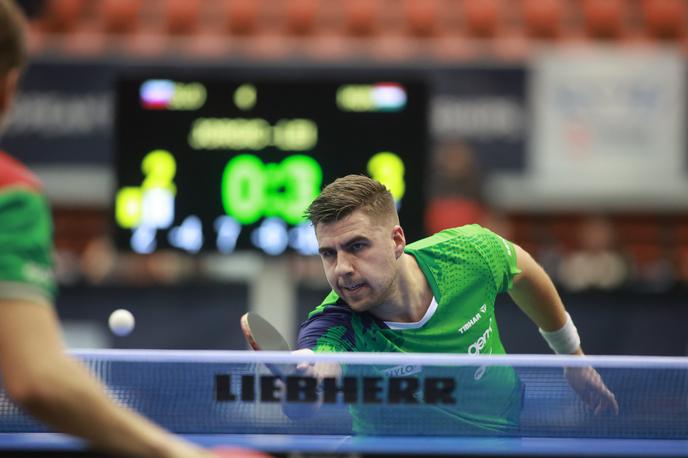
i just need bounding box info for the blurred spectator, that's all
[480,209,514,240]
[79,236,117,285]
[536,239,566,286]
[675,247,688,288]
[557,215,630,291]
[425,140,485,234]
[628,242,675,293]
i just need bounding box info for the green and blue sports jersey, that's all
[0,151,56,306]
[298,224,521,355]
[297,224,523,434]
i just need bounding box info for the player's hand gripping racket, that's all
[240,312,294,378]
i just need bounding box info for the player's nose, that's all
[334,253,354,276]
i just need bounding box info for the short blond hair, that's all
[306,174,398,227]
[0,0,27,76]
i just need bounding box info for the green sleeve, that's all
[0,189,56,305]
[471,227,521,293]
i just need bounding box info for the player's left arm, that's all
[508,245,619,415]
[508,245,568,334]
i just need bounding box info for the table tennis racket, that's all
[241,313,326,421]
[240,312,294,378]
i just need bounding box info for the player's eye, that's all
[350,242,366,252]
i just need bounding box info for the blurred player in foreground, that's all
[296,175,618,433]
[0,2,265,457]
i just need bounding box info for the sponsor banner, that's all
[530,49,687,197]
[0,60,114,164]
[430,67,528,172]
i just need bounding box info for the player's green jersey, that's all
[297,225,523,435]
[0,152,56,306]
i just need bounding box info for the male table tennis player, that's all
[0,2,269,457]
[295,175,618,434]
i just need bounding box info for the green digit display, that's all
[277,155,322,224]
[367,151,405,201]
[221,154,266,224]
[263,161,285,218]
[221,154,323,225]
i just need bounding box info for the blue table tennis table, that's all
[0,432,686,456]
[0,351,685,457]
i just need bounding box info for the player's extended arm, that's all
[292,348,343,380]
[281,348,342,420]
[508,245,569,333]
[0,299,215,458]
[507,245,619,415]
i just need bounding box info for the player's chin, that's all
[347,297,374,313]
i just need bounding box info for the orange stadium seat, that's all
[520,0,568,40]
[40,0,88,33]
[462,0,505,38]
[164,0,202,35]
[343,0,380,36]
[403,0,441,37]
[224,0,261,35]
[580,0,627,40]
[640,0,686,40]
[459,0,532,59]
[99,0,142,34]
[315,0,346,36]
[284,0,319,35]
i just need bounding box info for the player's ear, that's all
[392,225,406,258]
[0,68,20,122]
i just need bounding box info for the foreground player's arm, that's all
[508,245,618,415]
[0,299,215,458]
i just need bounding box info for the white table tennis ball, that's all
[108,309,135,337]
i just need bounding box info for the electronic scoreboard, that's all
[114,71,428,255]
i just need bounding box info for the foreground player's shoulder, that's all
[0,152,55,305]
[0,152,49,228]
[0,152,43,193]
[0,153,51,235]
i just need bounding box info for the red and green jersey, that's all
[0,151,56,306]
[297,225,523,434]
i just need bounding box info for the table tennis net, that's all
[0,351,685,439]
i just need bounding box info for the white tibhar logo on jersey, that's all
[458,304,487,334]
